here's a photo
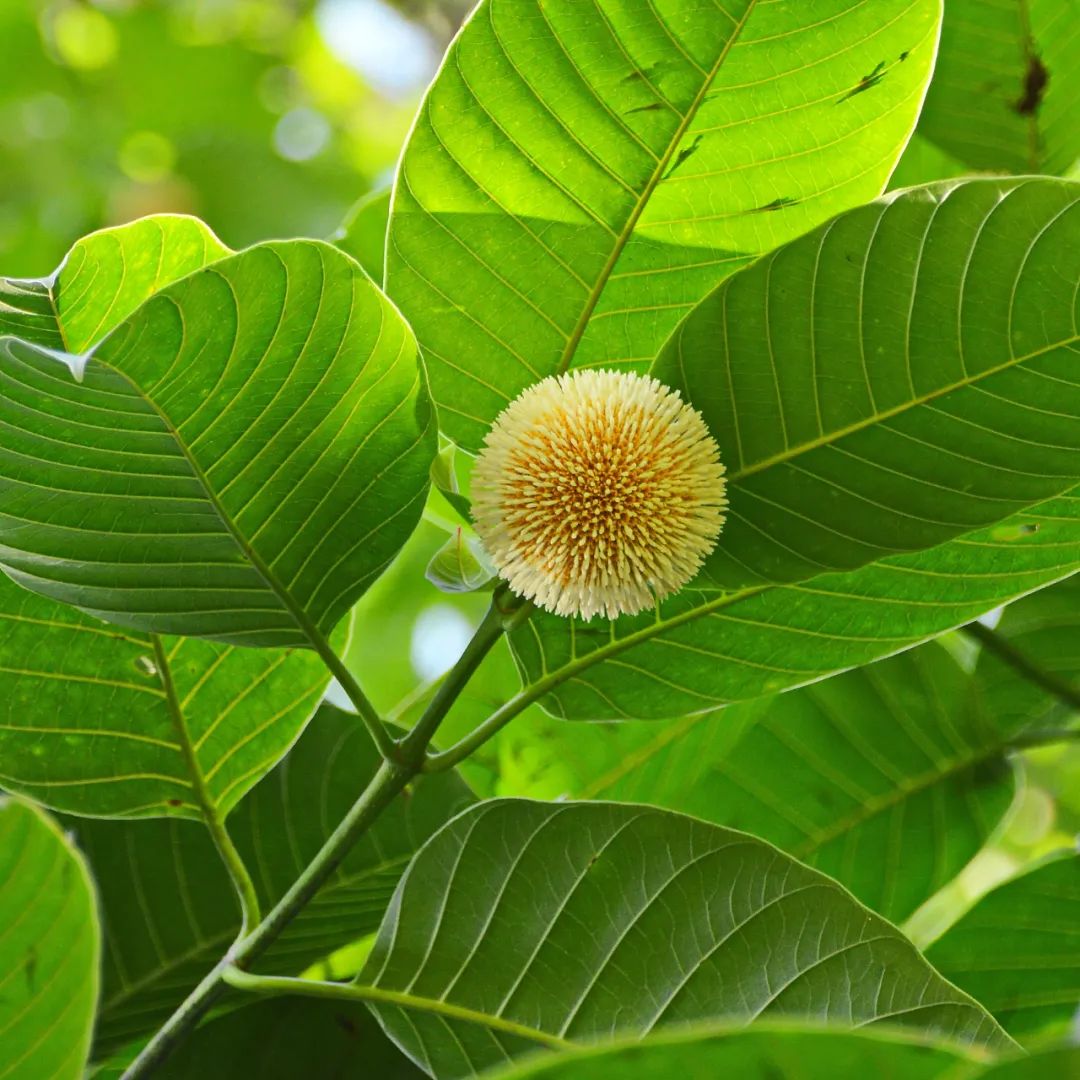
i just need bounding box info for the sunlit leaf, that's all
[0,797,99,1080]
[387,0,941,449]
[0,215,229,352]
[0,570,330,818]
[917,0,1080,174]
[0,232,435,647]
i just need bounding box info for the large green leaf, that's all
[74,704,473,1058]
[0,797,100,1080]
[0,236,435,647]
[926,853,1080,1043]
[653,177,1080,590]
[360,800,1011,1079]
[0,570,329,818]
[973,573,1080,735]
[388,0,941,450]
[977,1046,1080,1079]
[509,489,1080,720]
[114,998,425,1080]
[0,215,230,352]
[917,0,1080,174]
[479,1024,984,1080]
[494,643,1017,924]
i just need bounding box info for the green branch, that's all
[222,967,573,1051]
[152,636,261,936]
[962,620,1080,715]
[122,588,534,1079]
[308,628,401,762]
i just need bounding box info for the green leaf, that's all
[426,527,495,594]
[888,132,968,190]
[0,236,436,647]
[91,997,426,1080]
[0,215,230,352]
[388,0,941,450]
[509,489,1080,720]
[333,187,391,282]
[478,1023,985,1080]
[73,703,473,1058]
[653,177,1080,591]
[0,797,100,1080]
[429,440,474,526]
[973,573,1080,735]
[977,1046,1080,1078]
[494,643,1017,924]
[360,800,1012,1079]
[917,0,1080,174]
[926,853,1080,1044]
[0,569,330,818]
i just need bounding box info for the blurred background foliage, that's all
[0,0,470,274]
[4,0,1078,983]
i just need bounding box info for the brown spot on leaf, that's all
[1015,53,1049,116]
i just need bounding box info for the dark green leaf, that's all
[926,853,1080,1044]
[166,998,424,1079]
[478,1023,984,1080]
[388,0,940,449]
[495,644,1018,924]
[360,800,1011,1079]
[73,704,473,1057]
[509,490,1080,720]
[973,573,1080,735]
[653,178,1080,591]
[0,797,99,1080]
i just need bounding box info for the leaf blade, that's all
[0,798,100,1080]
[361,800,1012,1079]
[388,0,941,449]
[0,238,436,646]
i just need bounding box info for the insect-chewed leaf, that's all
[917,0,1080,175]
[388,0,940,450]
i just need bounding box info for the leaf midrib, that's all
[728,331,1080,484]
[99,355,327,648]
[555,0,760,377]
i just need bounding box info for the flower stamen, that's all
[471,369,727,620]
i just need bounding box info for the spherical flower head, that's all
[471,369,727,620]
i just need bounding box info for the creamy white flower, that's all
[471,369,727,620]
